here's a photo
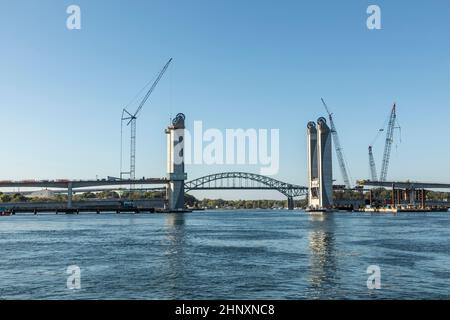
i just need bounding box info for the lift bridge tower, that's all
[165,113,187,211]
[307,117,333,210]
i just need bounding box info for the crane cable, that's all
[370,105,402,165]
[124,71,161,113]
[370,112,390,147]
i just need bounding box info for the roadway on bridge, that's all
[358,180,450,189]
[0,178,168,189]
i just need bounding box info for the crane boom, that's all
[120,58,172,180]
[368,145,378,181]
[321,98,352,188]
[379,103,396,182]
[132,58,173,119]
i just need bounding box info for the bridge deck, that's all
[358,180,450,189]
[0,178,168,189]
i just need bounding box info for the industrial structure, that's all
[2,86,449,214]
[368,103,398,182]
[0,110,308,214]
[0,171,307,214]
[307,118,333,210]
[121,58,172,180]
[358,180,450,212]
[165,113,187,211]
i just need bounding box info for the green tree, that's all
[0,194,12,203]
[11,193,27,202]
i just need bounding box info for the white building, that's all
[27,189,55,199]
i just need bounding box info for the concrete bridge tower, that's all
[166,113,187,211]
[307,117,333,210]
[307,121,318,206]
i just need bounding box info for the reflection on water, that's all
[165,214,186,250]
[308,213,337,297]
[2,210,450,299]
[164,214,187,297]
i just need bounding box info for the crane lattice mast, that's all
[321,98,352,189]
[121,58,172,180]
[379,103,396,182]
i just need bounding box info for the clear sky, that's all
[1,0,449,200]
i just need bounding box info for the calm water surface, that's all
[1,210,450,299]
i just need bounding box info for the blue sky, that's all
[0,0,449,199]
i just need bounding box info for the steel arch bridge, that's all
[185,172,308,209]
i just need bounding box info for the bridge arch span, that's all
[184,172,307,210]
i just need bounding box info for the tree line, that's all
[1,189,450,207]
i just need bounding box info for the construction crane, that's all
[379,103,396,182]
[368,145,378,181]
[367,103,398,182]
[120,58,172,180]
[321,98,352,188]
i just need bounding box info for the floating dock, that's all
[361,207,448,213]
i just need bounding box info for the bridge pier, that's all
[166,113,187,211]
[287,197,294,210]
[67,182,73,209]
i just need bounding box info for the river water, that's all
[1,210,450,300]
